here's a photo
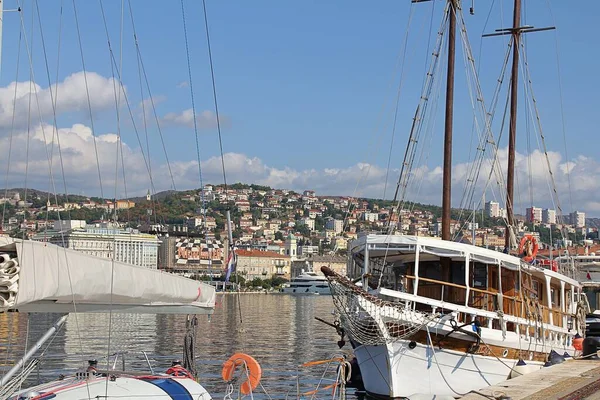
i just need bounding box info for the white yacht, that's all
[280,271,331,295]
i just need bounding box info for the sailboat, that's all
[0,236,216,399]
[323,0,586,398]
[0,1,250,399]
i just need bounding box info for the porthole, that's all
[502,349,509,358]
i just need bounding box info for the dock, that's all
[461,359,600,400]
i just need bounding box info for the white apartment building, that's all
[542,208,556,224]
[297,218,315,231]
[363,212,378,222]
[325,218,344,234]
[570,211,586,228]
[485,201,500,218]
[32,224,160,268]
[526,207,542,223]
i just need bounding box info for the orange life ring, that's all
[166,366,192,377]
[222,353,262,395]
[518,235,538,262]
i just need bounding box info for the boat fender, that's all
[222,353,262,395]
[509,359,539,379]
[573,335,584,351]
[582,337,600,360]
[546,350,566,365]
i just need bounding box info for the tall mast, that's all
[0,1,4,77]
[442,0,457,241]
[479,0,554,250]
[504,0,521,250]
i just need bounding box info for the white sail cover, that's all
[0,238,215,314]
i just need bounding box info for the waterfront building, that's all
[167,237,224,274]
[290,254,346,279]
[32,222,159,268]
[235,249,291,280]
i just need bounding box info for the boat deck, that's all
[461,359,600,400]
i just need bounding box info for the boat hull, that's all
[11,375,212,400]
[353,339,540,398]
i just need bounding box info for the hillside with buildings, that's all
[1,185,596,287]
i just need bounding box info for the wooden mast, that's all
[442,0,457,241]
[504,0,521,250]
[483,0,554,251]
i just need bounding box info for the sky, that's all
[0,0,598,216]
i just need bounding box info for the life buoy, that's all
[518,235,538,262]
[222,353,262,395]
[573,337,583,351]
[166,366,192,377]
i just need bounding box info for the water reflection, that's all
[1,294,360,398]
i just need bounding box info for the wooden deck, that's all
[461,359,600,400]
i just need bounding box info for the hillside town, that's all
[0,185,597,287]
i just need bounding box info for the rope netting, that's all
[322,267,437,346]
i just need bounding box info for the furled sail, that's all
[0,237,215,314]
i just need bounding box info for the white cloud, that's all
[138,95,166,111]
[162,109,230,130]
[176,81,189,89]
[0,71,121,131]
[2,124,598,217]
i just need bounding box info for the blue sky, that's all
[0,0,598,216]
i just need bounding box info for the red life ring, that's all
[518,235,538,262]
[222,353,262,395]
[166,366,192,378]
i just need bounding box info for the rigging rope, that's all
[71,0,104,199]
[388,2,451,233]
[179,0,207,233]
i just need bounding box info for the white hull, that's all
[353,339,540,398]
[280,271,331,295]
[11,374,212,400]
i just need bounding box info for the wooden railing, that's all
[402,275,568,329]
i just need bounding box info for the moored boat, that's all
[323,235,584,398]
[280,270,331,295]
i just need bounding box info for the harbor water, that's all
[0,294,358,399]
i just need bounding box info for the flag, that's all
[587,271,592,280]
[224,248,237,283]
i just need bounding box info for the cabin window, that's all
[420,261,442,283]
[489,266,499,291]
[451,262,465,286]
[532,281,540,299]
[472,263,487,288]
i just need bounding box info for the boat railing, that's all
[395,275,570,331]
